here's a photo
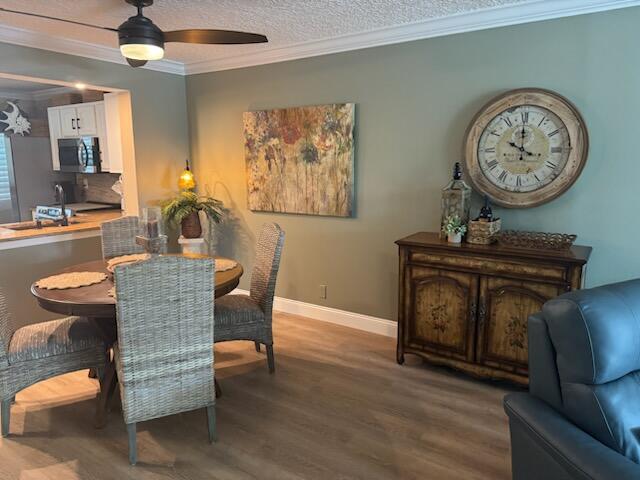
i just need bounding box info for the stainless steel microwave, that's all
[57,137,101,173]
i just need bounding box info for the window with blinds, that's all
[0,134,10,202]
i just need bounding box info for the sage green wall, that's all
[0,42,189,327]
[186,7,640,321]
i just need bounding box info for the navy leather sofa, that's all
[504,279,640,479]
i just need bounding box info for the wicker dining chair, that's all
[100,216,145,259]
[214,223,285,373]
[0,288,107,437]
[113,255,216,465]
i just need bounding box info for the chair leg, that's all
[206,405,217,443]
[254,341,261,352]
[266,344,275,374]
[126,423,137,465]
[95,361,117,429]
[1,398,11,437]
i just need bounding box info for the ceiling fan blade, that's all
[0,7,118,32]
[164,29,267,45]
[126,58,148,68]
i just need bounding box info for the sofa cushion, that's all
[8,316,104,363]
[543,279,640,463]
[528,313,563,412]
[543,280,640,385]
[561,375,640,463]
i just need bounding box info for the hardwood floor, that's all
[0,313,514,479]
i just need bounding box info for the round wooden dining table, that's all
[30,255,243,427]
[31,256,243,318]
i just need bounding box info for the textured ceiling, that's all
[0,0,530,64]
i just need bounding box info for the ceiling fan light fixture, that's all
[120,42,164,60]
[118,13,164,60]
[2,1,269,69]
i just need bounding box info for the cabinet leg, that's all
[396,342,405,364]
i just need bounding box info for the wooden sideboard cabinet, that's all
[396,232,591,385]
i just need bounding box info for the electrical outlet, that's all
[320,284,327,299]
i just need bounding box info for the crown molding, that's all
[0,0,637,77]
[0,24,185,75]
[185,0,640,74]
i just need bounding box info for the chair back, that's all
[100,216,144,259]
[249,223,285,322]
[542,279,640,463]
[0,288,11,367]
[114,256,215,424]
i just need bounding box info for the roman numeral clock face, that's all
[464,89,588,208]
[479,107,569,192]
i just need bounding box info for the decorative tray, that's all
[498,230,577,251]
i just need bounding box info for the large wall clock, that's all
[463,88,588,208]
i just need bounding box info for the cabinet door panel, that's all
[477,277,562,373]
[59,107,78,137]
[407,266,477,361]
[76,104,97,136]
[47,108,62,170]
[94,103,109,171]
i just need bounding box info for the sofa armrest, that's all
[504,393,640,480]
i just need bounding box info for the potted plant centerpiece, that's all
[442,214,467,244]
[161,190,224,239]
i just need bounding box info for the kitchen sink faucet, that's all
[54,184,69,227]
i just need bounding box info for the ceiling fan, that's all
[0,0,268,67]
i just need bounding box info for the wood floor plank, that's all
[0,313,512,479]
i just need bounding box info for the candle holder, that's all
[142,207,164,238]
[136,207,167,254]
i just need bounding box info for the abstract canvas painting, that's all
[244,103,355,217]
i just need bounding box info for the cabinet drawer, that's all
[408,250,566,282]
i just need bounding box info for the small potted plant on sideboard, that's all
[442,214,467,244]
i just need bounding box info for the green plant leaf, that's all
[161,191,225,226]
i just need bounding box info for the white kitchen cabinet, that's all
[102,93,125,174]
[48,100,123,173]
[58,107,79,137]
[75,104,98,136]
[47,108,62,171]
[94,102,111,172]
[53,103,99,138]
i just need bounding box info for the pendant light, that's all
[178,159,196,191]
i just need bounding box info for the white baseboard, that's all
[232,289,397,339]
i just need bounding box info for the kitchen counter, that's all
[0,209,122,244]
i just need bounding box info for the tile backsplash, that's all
[76,173,122,205]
